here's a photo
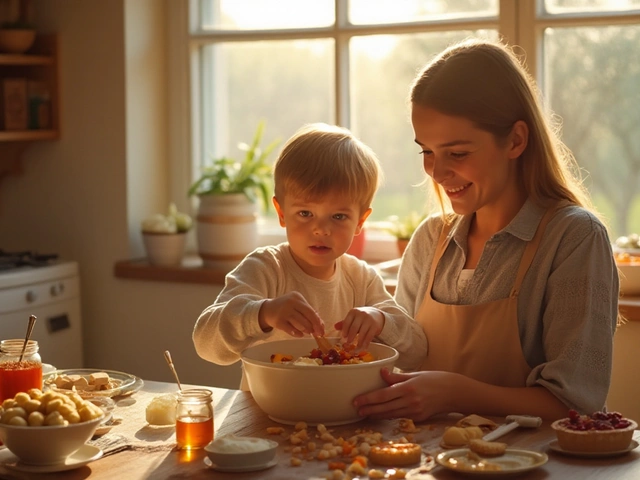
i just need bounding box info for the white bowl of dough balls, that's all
[0,388,105,465]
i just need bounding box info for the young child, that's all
[193,123,427,386]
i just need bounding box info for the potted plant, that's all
[188,121,280,268]
[385,211,426,257]
[141,203,193,267]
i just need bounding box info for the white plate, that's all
[0,444,103,473]
[204,456,278,472]
[436,448,548,475]
[548,439,639,458]
[43,368,143,398]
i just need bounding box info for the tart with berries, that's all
[551,410,637,453]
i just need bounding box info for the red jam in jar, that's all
[0,340,43,402]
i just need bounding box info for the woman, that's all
[353,38,619,422]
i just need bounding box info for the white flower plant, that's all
[141,203,193,234]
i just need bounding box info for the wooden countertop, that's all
[8,380,638,479]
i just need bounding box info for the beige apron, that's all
[416,207,557,387]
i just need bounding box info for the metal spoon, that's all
[18,315,37,363]
[164,350,182,390]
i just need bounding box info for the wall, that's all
[0,0,242,389]
[607,321,640,421]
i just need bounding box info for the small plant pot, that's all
[396,239,409,257]
[0,29,36,54]
[142,232,187,267]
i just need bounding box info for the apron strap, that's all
[427,218,455,292]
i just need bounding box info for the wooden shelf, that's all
[0,53,54,66]
[0,34,60,184]
[0,129,58,141]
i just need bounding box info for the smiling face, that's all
[273,192,371,280]
[411,104,528,222]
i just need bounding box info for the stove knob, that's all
[26,290,37,303]
[50,284,60,296]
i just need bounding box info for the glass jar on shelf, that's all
[0,339,42,402]
[175,388,214,449]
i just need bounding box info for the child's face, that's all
[273,191,371,280]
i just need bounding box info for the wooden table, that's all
[0,380,639,479]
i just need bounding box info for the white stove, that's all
[0,259,83,369]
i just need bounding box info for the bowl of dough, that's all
[0,388,105,465]
[240,338,398,426]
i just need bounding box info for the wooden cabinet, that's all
[0,34,59,182]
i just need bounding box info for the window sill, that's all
[113,255,229,284]
[113,253,400,293]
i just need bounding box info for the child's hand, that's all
[259,292,325,337]
[334,307,385,350]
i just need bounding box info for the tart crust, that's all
[551,417,637,453]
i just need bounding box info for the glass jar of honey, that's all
[175,388,214,450]
[0,339,43,402]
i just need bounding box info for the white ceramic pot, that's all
[142,232,187,267]
[196,194,259,269]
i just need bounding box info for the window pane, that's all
[544,0,640,14]
[198,0,335,30]
[350,30,498,221]
[349,0,498,25]
[198,40,335,215]
[544,25,640,238]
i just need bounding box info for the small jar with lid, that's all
[175,388,214,449]
[0,339,42,402]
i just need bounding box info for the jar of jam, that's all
[0,339,43,402]
[175,388,214,450]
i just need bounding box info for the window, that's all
[181,0,640,240]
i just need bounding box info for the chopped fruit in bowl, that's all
[551,410,637,453]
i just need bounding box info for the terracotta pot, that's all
[396,239,409,257]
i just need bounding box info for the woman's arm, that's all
[353,368,569,421]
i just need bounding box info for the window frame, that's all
[168,0,640,258]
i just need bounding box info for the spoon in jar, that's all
[164,350,183,391]
[18,315,37,363]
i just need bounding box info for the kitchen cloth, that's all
[89,389,179,456]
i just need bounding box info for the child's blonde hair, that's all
[273,123,382,214]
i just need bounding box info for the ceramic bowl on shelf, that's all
[241,339,399,425]
[0,29,36,54]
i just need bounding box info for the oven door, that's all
[0,271,83,369]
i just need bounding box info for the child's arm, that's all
[193,252,277,365]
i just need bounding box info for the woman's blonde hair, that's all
[410,38,596,218]
[273,123,382,214]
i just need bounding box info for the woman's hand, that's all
[334,307,384,350]
[258,292,324,337]
[353,368,457,421]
